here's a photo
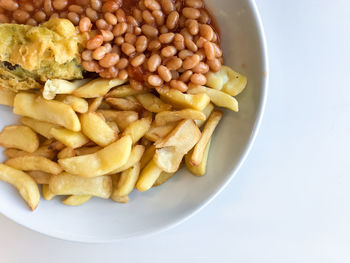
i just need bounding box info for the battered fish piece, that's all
[0,18,84,92]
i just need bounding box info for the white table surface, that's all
[1,1,350,262]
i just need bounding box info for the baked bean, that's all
[144,0,160,11]
[91,0,102,11]
[135,35,148,52]
[181,28,193,40]
[99,30,113,42]
[44,0,53,15]
[104,43,112,53]
[158,65,172,82]
[186,19,199,35]
[26,18,38,26]
[158,33,174,44]
[76,0,89,5]
[184,38,198,52]
[113,22,127,36]
[0,0,18,11]
[116,9,126,22]
[196,49,206,61]
[127,15,139,27]
[126,23,134,34]
[182,54,200,69]
[100,66,118,78]
[161,46,177,57]
[69,5,84,14]
[142,10,155,24]
[86,7,99,22]
[171,70,180,79]
[161,0,174,14]
[199,8,210,24]
[83,60,102,72]
[199,24,214,41]
[170,80,188,92]
[213,43,222,57]
[118,69,128,80]
[160,25,168,34]
[114,36,124,45]
[116,58,129,69]
[147,39,161,51]
[190,73,206,85]
[125,33,137,44]
[212,32,218,42]
[166,11,179,30]
[174,33,185,50]
[96,19,108,29]
[207,58,221,72]
[0,14,9,23]
[152,10,164,26]
[121,42,136,56]
[185,0,203,8]
[179,70,193,82]
[92,46,107,60]
[50,13,59,19]
[112,44,121,55]
[52,0,68,10]
[192,62,209,74]
[22,3,34,12]
[179,15,186,28]
[130,79,143,90]
[178,49,193,59]
[165,56,182,70]
[174,0,182,11]
[195,36,207,48]
[79,17,92,32]
[148,75,163,87]
[34,11,46,22]
[141,24,158,38]
[33,0,44,8]
[104,12,117,25]
[102,0,120,13]
[134,26,142,35]
[13,10,30,23]
[67,12,80,25]
[99,53,119,68]
[132,8,143,23]
[182,7,200,19]
[86,35,104,50]
[131,54,146,67]
[59,11,68,18]
[147,54,161,72]
[203,41,215,60]
[138,0,146,10]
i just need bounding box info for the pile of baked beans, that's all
[0,0,223,92]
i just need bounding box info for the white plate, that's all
[0,0,268,243]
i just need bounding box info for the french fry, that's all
[98,110,138,130]
[62,195,92,206]
[154,109,205,126]
[113,162,140,197]
[135,93,172,113]
[106,121,120,134]
[80,112,117,147]
[153,172,175,187]
[13,93,81,131]
[55,95,89,113]
[106,84,146,98]
[0,164,40,210]
[57,147,75,159]
[0,86,16,106]
[49,173,112,198]
[153,147,184,173]
[42,184,56,200]
[88,97,103,112]
[27,171,51,184]
[19,117,59,139]
[0,125,39,153]
[136,159,163,192]
[187,86,239,112]
[43,79,88,100]
[47,140,65,151]
[58,136,132,177]
[144,123,176,142]
[105,97,143,111]
[140,145,156,169]
[3,145,56,160]
[206,66,247,96]
[185,138,211,176]
[156,86,210,111]
[195,103,214,127]
[140,137,152,147]
[74,146,101,156]
[191,110,222,166]
[122,117,152,144]
[108,145,145,174]
[5,156,62,175]
[111,193,129,203]
[50,127,89,149]
[73,78,127,98]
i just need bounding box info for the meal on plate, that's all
[0,0,247,210]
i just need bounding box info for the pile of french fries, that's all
[0,65,246,210]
